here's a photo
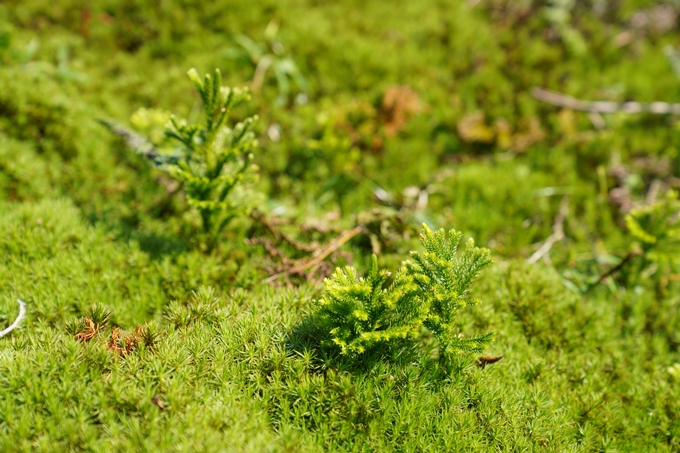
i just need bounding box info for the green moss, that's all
[1,0,680,450]
[0,202,678,450]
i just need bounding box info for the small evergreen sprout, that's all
[316,255,424,355]
[164,68,259,247]
[406,225,493,359]
[625,190,680,265]
[314,224,493,363]
[101,68,260,249]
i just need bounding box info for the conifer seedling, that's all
[165,68,259,249]
[315,224,493,364]
[102,68,260,250]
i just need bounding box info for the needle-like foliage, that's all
[625,190,680,265]
[406,224,493,359]
[314,224,493,361]
[316,255,423,355]
[165,68,259,249]
[101,68,260,250]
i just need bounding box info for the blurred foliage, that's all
[227,20,309,106]
[159,68,259,249]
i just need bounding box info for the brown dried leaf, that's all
[457,111,495,144]
[152,395,165,410]
[477,356,504,369]
[75,317,98,342]
[107,326,140,357]
[381,86,424,136]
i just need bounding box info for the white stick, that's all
[0,299,26,338]
[532,87,680,115]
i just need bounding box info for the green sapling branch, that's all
[101,68,260,250]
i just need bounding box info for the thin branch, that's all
[587,111,606,129]
[584,251,640,295]
[250,210,316,252]
[97,119,159,158]
[0,299,26,338]
[526,196,570,264]
[532,87,680,115]
[264,225,366,283]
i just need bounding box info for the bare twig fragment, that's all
[532,87,680,115]
[250,210,316,252]
[0,299,26,338]
[264,225,366,283]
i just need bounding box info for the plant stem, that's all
[584,251,639,295]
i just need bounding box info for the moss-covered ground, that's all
[1,1,680,451]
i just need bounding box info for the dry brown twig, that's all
[245,237,295,284]
[250,210,317,253]
[245,237,291,262]
[248,209,366,285]
[75,317,98,342]
[263,225,366,284]
[107,326,146,357]
[300,221,344,235]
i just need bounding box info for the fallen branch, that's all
[526,196,570,265]
[264,225,366,283]
[584,250,641,295]
[0,299,26,338]
[97,119,181,168]
[250,210,317,252]
[532,87,680,115]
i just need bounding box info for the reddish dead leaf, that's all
[152,395,165,410]
[75,317,97,342]
[107,327,140,357]
[477,356,504,369]
[381,86,424,136]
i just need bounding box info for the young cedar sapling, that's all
[315,224,493,365]
[166,68,260,249]
[100,68,260,251]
